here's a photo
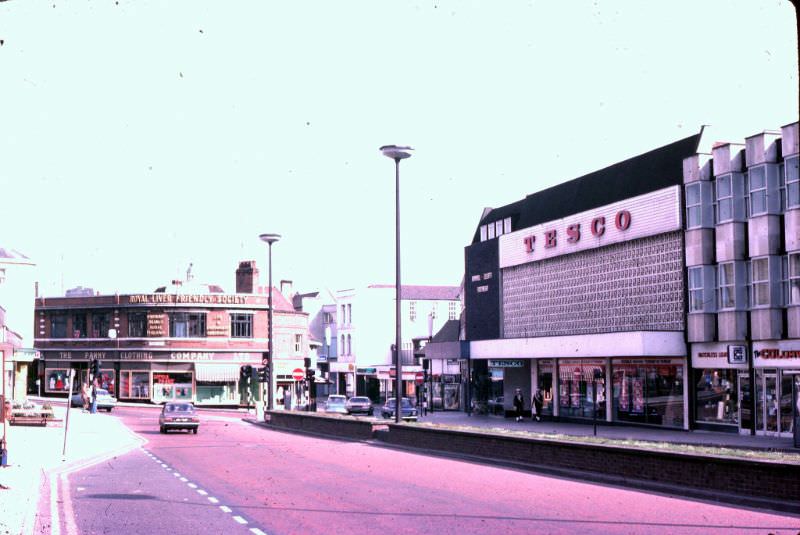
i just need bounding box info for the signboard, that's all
[357,367,377,374]
[727,345,747,365]
[415,372,424,385]
[488,359,524,368]
[292,368,305,381]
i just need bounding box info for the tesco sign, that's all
[499,186,681,269]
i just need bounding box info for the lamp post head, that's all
[380,145,413,160]
[259,233,281,245]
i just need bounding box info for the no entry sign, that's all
[292,368,305,381]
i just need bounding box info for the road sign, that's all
[415,372,424,385]
[292,368,305,381]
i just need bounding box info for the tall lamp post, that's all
[380,144,413,423]
[259,233,281,411]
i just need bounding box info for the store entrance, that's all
[755,369,793,437]
[737,373,752,434]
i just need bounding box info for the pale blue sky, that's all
[1,1,797,297]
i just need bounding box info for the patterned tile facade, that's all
[503,232,685,337]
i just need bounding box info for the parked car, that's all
[345,396,373,416]
[487,396,505,415]
[159,402,199,434]
[381,397,418,421]
[70,388,117,412]
[325,395,348,414]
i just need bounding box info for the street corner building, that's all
[32,261,311,407]
[464,121,800,438]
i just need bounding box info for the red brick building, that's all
[33,261,310,406]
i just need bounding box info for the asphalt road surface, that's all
[56,405,800,535]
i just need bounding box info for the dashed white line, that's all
[250,529,267,535]
[208,497,219,504]
[220,505,232,513]
[180,477,188,482]
[233,516,248,524]
[188,483,197,489]
[197,489,208,496]
[173,472,181,477]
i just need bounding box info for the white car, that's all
[70,388,118,412]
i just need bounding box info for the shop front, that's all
[690,344,749,433]
[752,342,800,438]
[611,357,684,428]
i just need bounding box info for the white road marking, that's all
[76,487,86,491]
[50,476,61,535]
[188,483,197,488]
[220,506,232,513]
[250,529,268,535]
[173,472,181,477]
[233,516,248,524]
[197,489,208,496]
[208,497,219,504]
[180,477,188,482]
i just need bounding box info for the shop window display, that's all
[558,360,604,419]
[46,369,72,392]
[612,359,683,428]
[536,361,554,416]
[695,369,738,426]
[120,371,150,399]
[153,372,193,402]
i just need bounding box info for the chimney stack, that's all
[236,261,260,294]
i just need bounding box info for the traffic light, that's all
[257,366,268,382]
[250,366,259,382]
[306,368,316,382]
[240,365,252,382]
[91,359,100,377]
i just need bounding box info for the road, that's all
[51,405,800,535]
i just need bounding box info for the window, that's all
[341,305,346,325]
[750,258,771,307]
[503,217,512,234]
[231,313,253,338]
[346,334,352,355]
[479,225,487,241]
[169,312,206,337]
[787,253,800,306]
[323,312,333,324]
[347,304,352,324]
[128,312,147,337]
[51,315,68,338]
[495,220,503,237]
[430,302,437,319]
[718,263,736,310]
[786,155,799,209]
[294,334,302,353]
[716,174,733,222]
[92,313,110,338]
[487,223,496,240]
[409,301,417,322]
[72,313,87,338]
[688,267,704,312]
[748,165,767,216]
[340,334,345,355]
[448,301,458,320]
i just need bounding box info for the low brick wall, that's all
[379,424,800,502]
[266,411,384,440]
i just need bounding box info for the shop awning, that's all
[195,363,240,382]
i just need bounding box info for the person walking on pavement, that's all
[532,388,543,422]
[81,382,90,413]
[513,388,524,422]
[90,381,98,414]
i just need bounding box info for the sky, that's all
[1,1,797,298]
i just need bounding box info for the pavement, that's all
[1,397,795,535]
[0,403,143,535]
[415,410,799,451]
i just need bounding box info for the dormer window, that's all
[479,217,512,242]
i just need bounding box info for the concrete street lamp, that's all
[380,144,413,423]
[259,233,281,412]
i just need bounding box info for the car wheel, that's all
[159,426,165,434]
[106,408,113,412]
[192,428,198,434]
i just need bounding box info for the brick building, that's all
[33,261,310,407]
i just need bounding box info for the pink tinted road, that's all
[115,406,800,535]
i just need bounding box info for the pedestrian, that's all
[90,381,98,414]
[512,388,524,422]
[81,382,90,412]
[532,388,543,422]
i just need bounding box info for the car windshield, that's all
[350,397,369,403]
[166,404,193,412]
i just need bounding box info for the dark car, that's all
[487,396,505,415]
[346,396,374,416]
[70,388,117,412]
[381,397,418,421]
[159,402,199,434]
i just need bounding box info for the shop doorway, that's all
[737,373,752,434]
[754,369,793,437]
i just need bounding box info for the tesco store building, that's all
[464,134,699,429]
